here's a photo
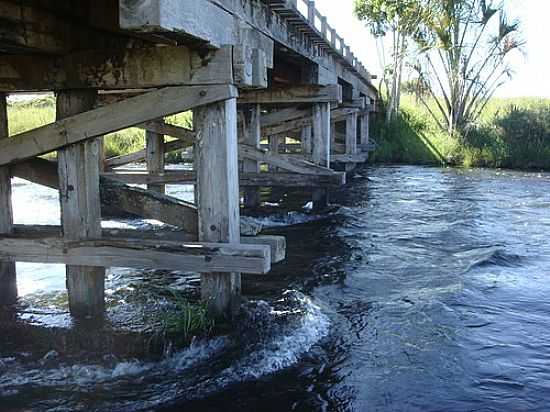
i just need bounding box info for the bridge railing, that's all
[270,0,371,83]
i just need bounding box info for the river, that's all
[2,165,550,411]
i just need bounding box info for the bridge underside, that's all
[0,0,377,319]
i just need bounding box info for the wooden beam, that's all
[11,158,199,235]
[242,105,262,207]
[0,92,16,304]
[56,89,105,318]
[12,225,285,265]
[260,107,311,128]
[360,112,370,146]
[345,112,358,156]
[0,84,238,167]
[262,115,313,137]
[301,125,313,158]
[0,46,234,92]
[104,139,189,169]
[146,130,166,194]
[331,153,369,163]
[138,121,195,142]
[103,170,345,187]
[239,144,335,176]
[0,235,270,275]
[194,98,243,318]
[239,85,342,104]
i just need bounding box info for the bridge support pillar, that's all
[0,93,17,306]
[146,127,166,194]
[360,111,370,147]
[312,102,331,211]
[56,89,105,318]
[242,104,261,208]
[195,98,241,319]
[345,112,358,172]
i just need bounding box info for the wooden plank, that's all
[103,170,345,187]
[345,112,358,155]
[239,144,335,175]
[138,121,195,142]
[0,45,235,92]
[105,139,189,169]
[56,89,105,318]
[0,92,16,304]
[260,107,310,128]
[239,85,342,104]
[12,225,285,264]
[146,130,166,194]
[11,158,199,235]
[242,104,262,207]
[194,98,243,318]
[0,235,270,275]
[0,85,238,167]
[331,153,369,163]
[360,112,370,146]
[301,125,312,157]
[262,115,313,137]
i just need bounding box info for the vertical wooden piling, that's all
[312,102,331,210]
[301,125,312,160]
[345,112,358,172]
[0,93,17,305]
[268,133,282,172]
[56,90,105,318]
[194,98,241,319]
[243,104,261,208]
[360,111,370,146]
[146,129,166,194]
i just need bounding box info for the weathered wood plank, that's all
[239,85,342,104]
[138,121,195,142]
[104,140,190,169]
[0,45,235,92]
[0,85,238,167]
[331,153,369,163]
[146,130,166,194]
[194,98,243,318]
[0,92,16,304]
[0,235,270,275]
[56,89,105,318]
[345,112,358,155]
[242,105,262,207]
[260,107,311,128]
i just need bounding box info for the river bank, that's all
[372,95,550,170]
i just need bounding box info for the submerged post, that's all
[243,104,261,208]
[194,97,241,319]
[345,112,358,171]
[312,102,331,210]
[0,93,17,305]
[56,90,105,318]
[146,128,166,194]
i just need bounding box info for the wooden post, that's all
[301,125,312,160]
[345,112,358,172]
[0,93,17,305]
[311,102,331,210]
[146,128,166,194]
[194,98,241,319]
[360,111,370,146]
[268,133,281,172]
[56,90,105,318]
[242,105,261,208]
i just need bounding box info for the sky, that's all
[314,0,550,98]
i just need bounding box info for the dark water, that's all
[2,165,550,411]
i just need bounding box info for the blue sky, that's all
[314,0,549,98]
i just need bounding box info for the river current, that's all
[1,165,550,411]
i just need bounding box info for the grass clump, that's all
[372,95,550,170]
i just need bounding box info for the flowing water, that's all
[2,165,550,411]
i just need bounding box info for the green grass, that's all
[7,95,193,162]
[372,95,550,170]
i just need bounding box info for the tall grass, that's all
[372,95,550,170]
[7,95,193,162]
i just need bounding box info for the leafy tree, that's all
[354,0,426,123]
[412,0,524,137]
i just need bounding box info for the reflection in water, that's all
[2,166,550,411]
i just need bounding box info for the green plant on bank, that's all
[372,94,550,170]
[7,96,193,162]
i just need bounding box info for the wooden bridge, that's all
[0,0,377,319]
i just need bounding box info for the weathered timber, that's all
[11,158,199,235]
[138,121,196,142]
[0,46,234,92]
[301,126,313,159]
[146,129,166,194]
[0,235,270,275]
[0,85,238,167]
[360,112,370,146]
[345,112,358,155]
[331,153,369,163]
[0,92,16,304]
[239,85,342,104]
[56,89,105,318]
[311,102,331,210]
[260,107,311,128]
[194,98,243,318]
[105,140,189,169]
[242,105,262,207]
[262,116,313,137]
[12,225,286,265]
[239,144,336,176]
[103,170,345,188]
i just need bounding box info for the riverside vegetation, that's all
[372,94,550,170]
